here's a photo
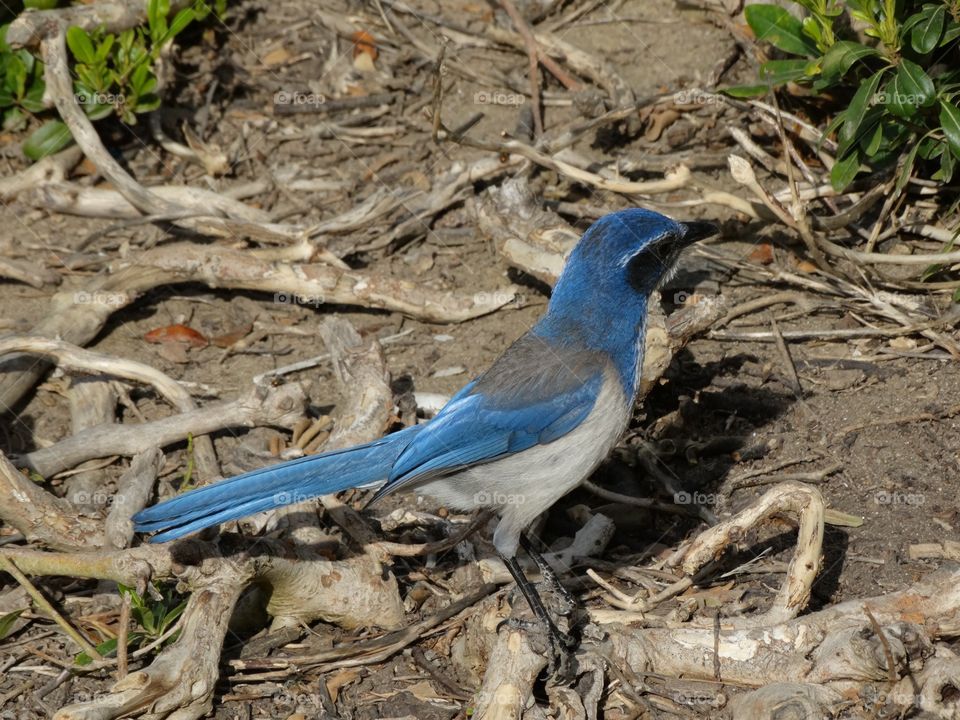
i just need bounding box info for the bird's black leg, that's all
[500,551,578,679]
[518,534,578,615]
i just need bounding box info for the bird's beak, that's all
[679,221,719,246]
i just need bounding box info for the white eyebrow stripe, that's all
[616,232,672,268]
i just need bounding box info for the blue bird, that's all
[133,208,715,656]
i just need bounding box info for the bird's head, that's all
[550,208,717,315]
[538,208,716,388]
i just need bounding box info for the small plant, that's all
[75,583,186,665]
[0,0,224,160]
[730,1,960,191]
[0,2,51,151]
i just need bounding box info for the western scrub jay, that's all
[133,208,716,659]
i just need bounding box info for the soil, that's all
[0,0,958,717]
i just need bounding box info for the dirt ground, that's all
[1,0,959,718]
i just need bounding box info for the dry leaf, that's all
[262,47,291,66]
[644,109,680,141]
[351,30,377,61]
[748,243,774,265]
[211,322,253,348]
[326,668,360,703]
[795,260,818,273]
[353,52,375,73]
[888,336,918,350]
[144,324,209,348]
[405,680,445,701]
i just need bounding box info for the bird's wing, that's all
[374,333,608,498]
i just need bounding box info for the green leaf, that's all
[940,100,960,160]
[8,54,27,100]
[818,110,846,153]
[721,84,769,98]
[896,59,935,105]
[139,607,156,635]
[934,144,956,182]
[95,34,116,63]
[839,70,884,154]
[801,16,823,46]
[133,94,160,116]
[74,637,118,666]
[745,4,819,56]
[23,0,60,8]
[20,82,46,113]
[157,600,187,633]
[943,21,960,45]
[910,4,945,54]
[3,107,27,132]
[863,119,884,156]
[66,26,97,65]
[896,139,922,191]
[17,47,36,77]
[882,73,918,118]
[820,41,879,84]
[919,135,943,159]
[758,59,813,85]
[0,609,25,640]
[85,101,115,121]
[75,66,104,95]
[831,149,862,191]
[148,0,170,43]
[167,8,196,41]
[23,119,73,160]
[130,62,150,93]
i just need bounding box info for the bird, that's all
[133,208,716,660]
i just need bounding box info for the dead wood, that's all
[0,241,517,412]
[18,380,306,478]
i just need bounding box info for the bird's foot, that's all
[544,624,578,681]
[498,616,578,681]
[547,587,577,618]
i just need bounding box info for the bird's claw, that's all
[545,628,578,681]
[497,617,578,681]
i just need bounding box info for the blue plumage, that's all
[132,208,716,555]
[133,425,422,542]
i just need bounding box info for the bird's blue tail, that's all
[132,425,422,543]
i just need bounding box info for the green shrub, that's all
[729,1,960,191]
[0,0,224,160]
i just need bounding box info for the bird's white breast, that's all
[416,367,632,556]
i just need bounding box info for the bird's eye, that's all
[625,235,675,293]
